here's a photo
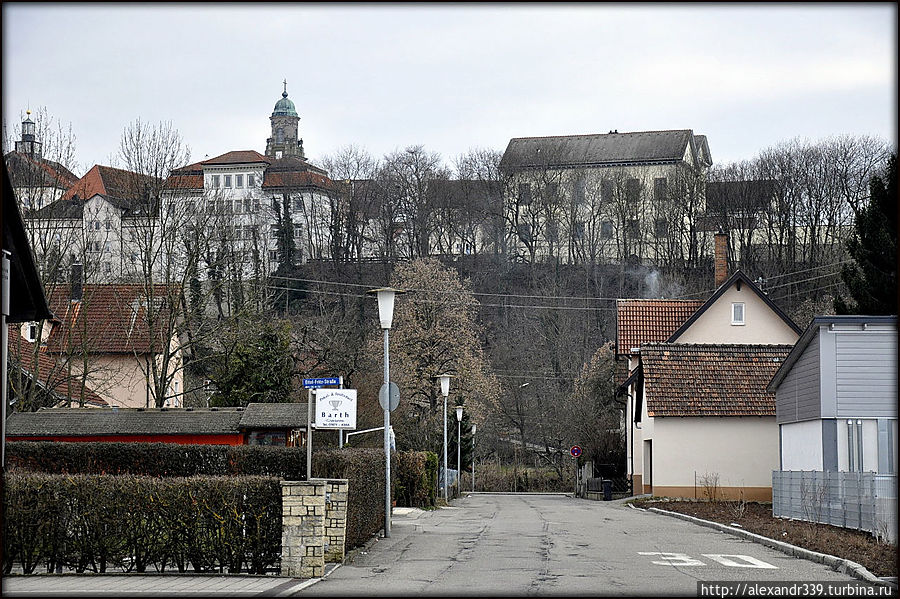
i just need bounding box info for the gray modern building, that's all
[768,315,897,474]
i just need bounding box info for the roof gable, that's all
[642,343,792,416]
[667,270,801,343]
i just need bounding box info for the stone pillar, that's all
[322,479,349,563]
[281,480,326,578]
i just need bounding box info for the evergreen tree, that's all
[834,153,897,315]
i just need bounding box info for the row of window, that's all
[204,224,304,241]
[209,173,256,189]
[517,218,670,243]
[205,249,301,264]
[517,177,669,205]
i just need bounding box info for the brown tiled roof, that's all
[60,165,159,207]
[43,284,180,354]
[262,170,333,189]
[616,299,703,356]
[202,150,270,165]
[7,329,108,407]
[641,343,792,417]
[6,408,245,437]
[5,152,79,189]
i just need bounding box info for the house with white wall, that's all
[768,315,898,474]
[620,233,802,500]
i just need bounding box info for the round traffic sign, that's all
[378,382,400,411]
[570,445,582,458]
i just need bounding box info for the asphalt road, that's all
[303,493,870,597]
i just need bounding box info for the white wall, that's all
[674,284,799,345]
[652,416,779,488]
[780,420,823,470]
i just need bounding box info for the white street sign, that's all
[315,389,357,429]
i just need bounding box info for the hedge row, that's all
[312,449,385,549]
[6,441,306,479]
[394,450,438,509]
[6,442,429,552]
[2,472,281,575]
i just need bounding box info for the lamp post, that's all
[436,374,452,502]
[455,406,463,496]
[471,424,477,492]
[368,287,404,538]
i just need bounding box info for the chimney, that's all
[714,232,728,288]
[70,262,83,302]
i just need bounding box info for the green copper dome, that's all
[273,91,298,117]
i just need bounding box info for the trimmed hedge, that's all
[313,449,385,549]
[1,472,281,575]
[6,441,307,479]
[394,450,438,509]
[6,442,391,553]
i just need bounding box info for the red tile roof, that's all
[5,152,79,189]
[202,150,271,165]
[43,284,180,354]
[7,329,108,407]
[641,343,792,417]
[61,164,159,205]
[616,299,703,356]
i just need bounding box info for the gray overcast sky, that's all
[2,3,896,176]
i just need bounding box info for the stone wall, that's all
[280,480,326,578]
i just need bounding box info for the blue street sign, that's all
[570,445,582,458]
[303,377,341,389]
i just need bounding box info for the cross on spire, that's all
[283,79,287,94]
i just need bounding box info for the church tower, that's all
[265,81,305,160]
[14,110,42,159]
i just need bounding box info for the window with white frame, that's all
[248,173,255,187]
[24,322,39,342]
[224,175,232,188]
[211,175,220,188]
[236,174,244,188]
[731,302,745,325]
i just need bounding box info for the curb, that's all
[644,506,896,589]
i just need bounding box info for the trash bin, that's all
[601,479,613,501]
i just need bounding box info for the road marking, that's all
[702,554,778,569]
[638,552,778,569]
[637,552,706,566]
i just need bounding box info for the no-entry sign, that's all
[570,445,582,458]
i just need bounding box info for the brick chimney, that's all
[714,232,728,288]
[70,262,83,302]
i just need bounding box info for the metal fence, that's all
[772,470,897,544]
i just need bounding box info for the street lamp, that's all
[455,406,463,496]
[436,374,453,502]
[471,423,477,492]
[368,287,404,538]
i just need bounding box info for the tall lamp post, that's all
[436,374,452,502]
[455,406,463,496]
[368,287,404,538]
[471,424,477,492]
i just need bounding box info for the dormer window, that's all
[24,322,39,342]
[731,302,745,325]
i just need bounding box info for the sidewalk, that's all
[0,566,339,597]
